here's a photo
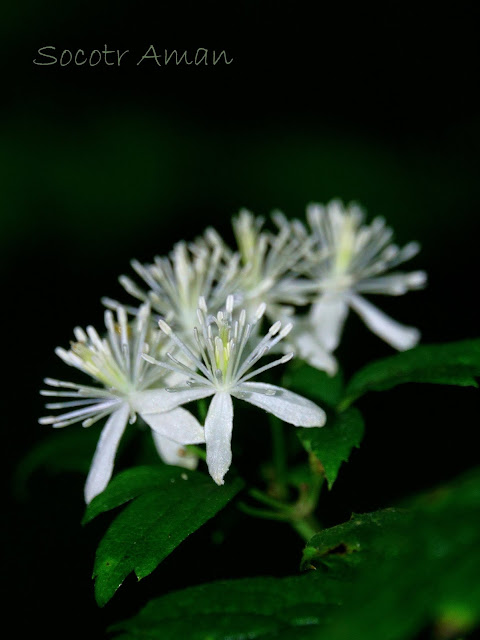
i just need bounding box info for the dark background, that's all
[2,2,479,638]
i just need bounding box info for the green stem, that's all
[270,416,288,499]
[237,502,292,521]
[337,393,358,412]
[306,454,325,510]
[290,517,318,542]
[241,417,326,543]
[248,488,291,512]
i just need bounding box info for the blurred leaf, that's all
[13,427,99,499]
[283,364,344,408]
[313,467,480,640]
[301,508,405,570]
[297,408,364,489]
[85,465,244,607]
[110,571,340,640]
[111,466,480,639]
[343,339,480,407]
[13,425,135,500]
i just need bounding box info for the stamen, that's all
[74,327,87,342]
[198,296,208,313]
[158,318,172,335]
[255,302,266,321]
[268,321,281,336]
[239,352,294,383]
[45,399,100,410]
[280,323,293,338]
[82,406,119,428]
[166,353,212,384]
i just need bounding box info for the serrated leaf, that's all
[297,408,365,488]
[110,467,480,640]
[83,465,178,524]
[110,572,341,640]
[310,467,480,640]
[301,508,406,570]
[86,465,244,607]
[343,339,480,407]
[282,363,343,408]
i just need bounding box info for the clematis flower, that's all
[103,235,239,345]
[231,209,314,321]
[39,303,205,503]
[140,295,326,486]
[298,200,427,354]
[283,315,339,375]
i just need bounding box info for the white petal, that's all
[355,271,427,295]
[84,403,129,504]
[234,382,326,428]
[130,387,214,414]
[164,369,191,387]
[290,330,338,375]
[151,432,198,470]
[141,407,205,444]
[349,293,420,351]
[205,392,234,486]
[310,293,349,352]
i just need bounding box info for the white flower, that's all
[141,295,326,486]
[40,303,205,503]
[284,316,339,375]
[231,209,314,321]
[298,200,427,354]
[104,235,239,344]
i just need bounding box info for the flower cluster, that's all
[41,200,425,501]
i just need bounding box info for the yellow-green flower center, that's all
[334,215,357,275]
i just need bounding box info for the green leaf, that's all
[13,425,135,499]
[297,408,365,488]
[301,508,405,570]
[343,339,480,407]
[85,466,244,607]
[110,571,341,640]
[306,466,480,640]
[111,467,480,640]
[83,465,176,525]
[282,363,344,408]
[13,427,100,498]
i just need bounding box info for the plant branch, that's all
[248,488,292,512]
[237,502,292,521]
